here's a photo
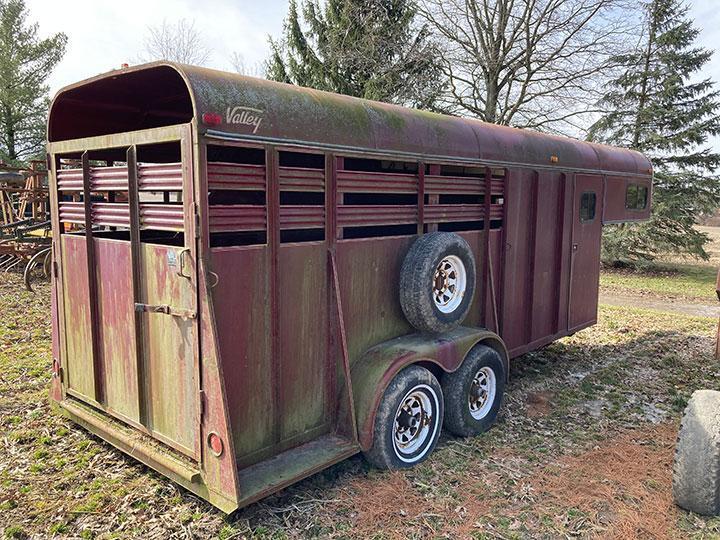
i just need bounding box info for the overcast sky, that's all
[26,0,720,150]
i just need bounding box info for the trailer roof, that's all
[48,62,651,176]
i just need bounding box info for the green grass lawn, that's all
[600,262,717,303]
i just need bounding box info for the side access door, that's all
[568,174,605,332]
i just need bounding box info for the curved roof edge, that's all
[48,61,651,177]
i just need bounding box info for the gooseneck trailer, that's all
[46,62,652,512]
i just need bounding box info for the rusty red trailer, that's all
[46,62,652,512]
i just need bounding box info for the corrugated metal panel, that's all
[57,163,183,192]
[425,175,484,194]
[337,170,417,193]
[424,204,484,222]
[337,205,417,226]
[58,201,85,223]
[279,206,324,229]
[279,167,324,192]
[93,203,130,227]
[140,204,185,231]
[209,205,266,232]
[207,162,265,190]
[138,163,183,191]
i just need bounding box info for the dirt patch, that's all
[600,292,720,318]
[532,422,678,539]
[526,391,554,418]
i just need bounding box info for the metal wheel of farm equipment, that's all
[363,365,444,469]
[672,390,720,516]
[399,232,476,334]
[442,344,506,437]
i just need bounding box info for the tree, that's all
[140,19,212,66]
[589,0,720,262]
[0,0,66,165]
[419,0,632,133]
[266,0,444,109]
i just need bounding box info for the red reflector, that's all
[208,432,224,456]
[202,113,222,126]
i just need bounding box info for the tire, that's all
[363,365,444,470]
[442,344,506,437]
[672,390,720,516]
[399,232,476,334]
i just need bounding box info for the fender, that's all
[351,326,509,451]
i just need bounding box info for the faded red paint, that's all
[46,62,653,513]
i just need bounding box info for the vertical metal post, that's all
[526,171,539,342]
[127,146,147,426]
[426,164,440,232]
[48,153,68,399]
[417,162,425,235]
[482,167,492,329]
[266,146,281,445]
[325,152,338,426]
[81,152,104,405]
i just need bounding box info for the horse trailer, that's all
[46,62,652,512]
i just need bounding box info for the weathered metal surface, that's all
[140,242,198,457]
[210,245,274,464]
[48,62,652,177]
[602,175,652,223]
[569,175,605,332]
[46,62,656,514]
[351,327,509,450]
[277,242,329,443]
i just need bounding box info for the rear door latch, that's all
[134,303,197,320]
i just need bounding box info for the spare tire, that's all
[399,232,476,334]
[672,390,720,516]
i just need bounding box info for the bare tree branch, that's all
[139,19,212,66]
[419,0,639,136]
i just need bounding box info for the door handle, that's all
[135,303,196,320]
[177,248,192,279]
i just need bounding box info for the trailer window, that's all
[625,183,648,210]
[580,192,596,223]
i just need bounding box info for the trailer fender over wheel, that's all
[363,365,443,469]
[673,390,720,516]
[442,344,506,437]
[400,232,476,334]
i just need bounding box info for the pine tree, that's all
[589,0,720,262]
[0,0,67,165]
[266,0,444,109]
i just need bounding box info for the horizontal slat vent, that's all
[207,162,265,190]
[209,205,266,232]
[57,163,183,191]
[337,170,417,193]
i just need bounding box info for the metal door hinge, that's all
[199,389,206,417]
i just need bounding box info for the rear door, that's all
[568,174,604,331]
[57,134,200,459]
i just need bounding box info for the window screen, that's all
[625,183,648,210]
[580,192,596,223]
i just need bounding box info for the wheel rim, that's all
[432,255,467,314]
[468,367,497,420]
[392,384,439,462]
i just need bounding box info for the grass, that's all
[600,262,717,303]
[1,273,720,539]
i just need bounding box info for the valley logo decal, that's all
[226,106,263,133]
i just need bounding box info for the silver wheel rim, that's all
[392,384,439,463]
[433,255,467,314]
[468,367,496,420]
